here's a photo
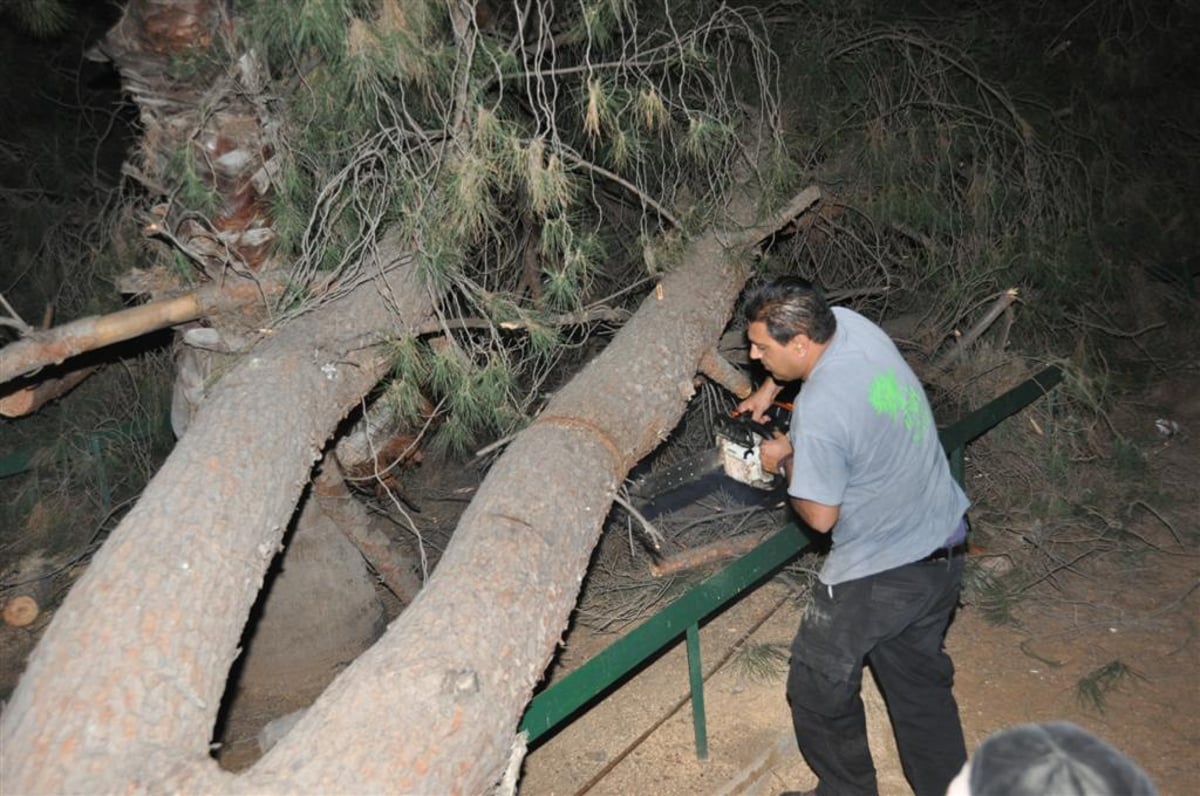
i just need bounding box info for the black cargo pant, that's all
[786,554,966,796]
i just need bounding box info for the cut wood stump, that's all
[3,581,53,628]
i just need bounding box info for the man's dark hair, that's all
[742,276,837,344]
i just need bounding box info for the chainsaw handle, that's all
[729,403,789,438]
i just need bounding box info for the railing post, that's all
[685,622,708,759]
[948,444,965,487]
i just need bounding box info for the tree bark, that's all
[0,185,819,792]
[0,244,432,793]
[233,189,820,794]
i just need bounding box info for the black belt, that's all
[919,542,969,563]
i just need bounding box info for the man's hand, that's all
[758,434,793,476]
[736,378,783,423]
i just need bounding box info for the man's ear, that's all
[787,333,808,351]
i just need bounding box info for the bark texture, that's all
[0,249,432,793]
[231,193,814,792]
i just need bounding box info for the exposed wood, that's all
[649,531,771,577]
[314,457,423,604]
[0,275,287,386]
[0,365,98,417]
[936,288,1020,367]
[3,595,41,628]
[698,347,753,398]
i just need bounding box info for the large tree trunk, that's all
[240,231,761,794]
[2,0,821,785]
[0,247,433,792]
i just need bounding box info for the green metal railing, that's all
[519,364,1063,756]
[519,521,811,756]
[939,365,1063,485]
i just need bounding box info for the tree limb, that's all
[936,288,1020,367]
[649,530,771,577]
[0,275,287,386]
[698,346,752,398]
[0,365,99,417]
[718,185,823,250]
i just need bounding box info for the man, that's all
[736,276,969,796]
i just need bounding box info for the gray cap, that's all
[968,721,1157,796]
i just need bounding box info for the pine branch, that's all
[411,304,630,336]
[558,147,682,229]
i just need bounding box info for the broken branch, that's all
[720,185,822,250]
[936,288,1020,367]
[698,346,752,398]
[0,275,287,386]
[0,292,33,335]
[649,530,771,577]
[0,365,99,417]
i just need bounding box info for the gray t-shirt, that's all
[786,307,969,585]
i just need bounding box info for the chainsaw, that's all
[627,406,790,504]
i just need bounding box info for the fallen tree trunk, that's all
[234,185,822,794]
[0,187,819,793]
[0,241,433,793]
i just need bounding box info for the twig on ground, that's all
[649,530,771,577]
[613,492,665,551]
[1128,500,1184,547]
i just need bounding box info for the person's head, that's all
[741,276,836,382]
[946,721,1157,796]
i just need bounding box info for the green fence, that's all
[519,365,1063,756]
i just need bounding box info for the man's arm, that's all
[790,498,839,533]
[771,449,840,533]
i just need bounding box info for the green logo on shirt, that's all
[868,371,930,443]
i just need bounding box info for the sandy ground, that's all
[519,553,1199,796]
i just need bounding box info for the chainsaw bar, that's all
[627,449,724,500]
[627,410,789,503]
